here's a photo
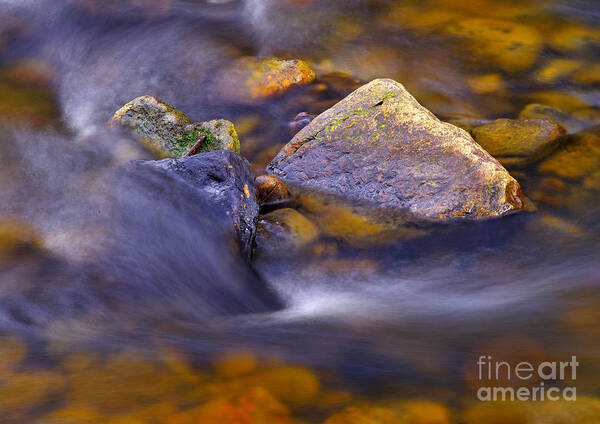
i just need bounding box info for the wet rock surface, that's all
[255,175,294,213]
[111,96,240,158]
[121,150,259,260]
[472,118,566,166]
[214,57,316,104]
[289,112,316,135]
[268,78,527,226]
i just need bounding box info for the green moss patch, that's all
[174,128,220,156]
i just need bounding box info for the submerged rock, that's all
[463,397,600,424]
[255,208,319,256]
[214,57,315,104]
[111,96,240,158]
[0,220,41,256]
[573,63,600,85]
[267,79,527,227]
[549,25,600,55]
[299,194,427,246]
[324,401,449,424]
[467,73,506,95]
[0,61,60,127]
[166,387,293,424]
[289,112,316,135]
[472,118,565,166]
[534,58,582,83]
[525,90,591,113]
[444,18,542,73]
[519,103,594,134]
[324,405,399,424]
[539,128,600,179]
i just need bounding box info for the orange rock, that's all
[2,59,54,87]
[0,370,65,411]
[467,74,505,95]
[160,346,203,384]
[549,25,600,54]
[216,57,315,104]
[0,220,41,256]
[105,402,177,423]
[394,400,451,424]
[444,18,542,72]
[535,59,582,83]
[255,175,292,205]
[471,118,565,166]
[539,130,600,179]
[41,407,103,424]
[525,91,591,113]
[65,350,184,415]
[0,75,60,127]
[462,401,528,424]
[573,63,600,85]
[247,365,320,406]
[215,352,258,378]
[324,404,401,424]
[166,387,293,424]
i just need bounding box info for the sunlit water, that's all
[0,0,599,422]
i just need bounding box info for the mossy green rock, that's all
[472,118,566,166]
[268,79,527,226]
[111,95,240,158]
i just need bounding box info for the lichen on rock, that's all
[111,95,239,158]
[214,57,316,104]
[268,78,528,227]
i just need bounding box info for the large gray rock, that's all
[268,78,527,227]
